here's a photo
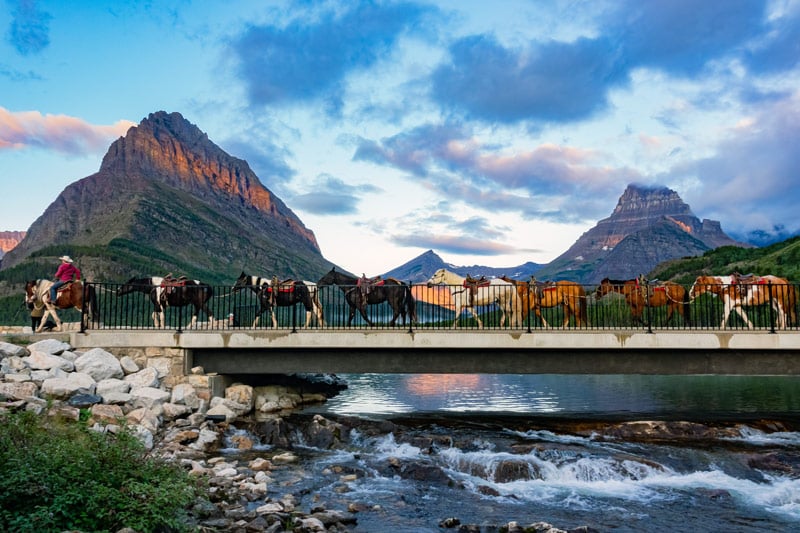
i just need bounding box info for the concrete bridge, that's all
[63,329,800,376]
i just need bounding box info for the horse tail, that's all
[82,283,98,327]
[682,286,691,327]
[404,285,418,324]
[578,288,588,326]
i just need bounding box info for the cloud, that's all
[354,122,640,223]
[608,0,766,76]
[5,0,52,55]
[427,0,775,125]
[431,34,628,124]
[391,231,521,256]
[670,94,800,235]
[229,0,432,115]
[291,173,381,215]
[0,108,134,154]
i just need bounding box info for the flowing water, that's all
[226,374,800,532]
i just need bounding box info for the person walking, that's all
[50,255,80,304]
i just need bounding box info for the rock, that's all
[68,393,103,408]
[0,381,39,401]
[119,355,140,374]
[75,348,124,381]
[171,382,202,409]
[26,350,74,372]
[130,386,171,410]
[41,372,96,399]
[0,341,28,358]
[124,367,160,388]
[27,338,71,355]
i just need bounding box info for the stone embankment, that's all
[0,337,586,533]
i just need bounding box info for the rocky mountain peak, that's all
[612,184,693,219]
[0,111,329,280]
[534,183,747,283]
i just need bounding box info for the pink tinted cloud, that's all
[0,108,134,154]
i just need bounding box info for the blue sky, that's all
[2,0,799,275]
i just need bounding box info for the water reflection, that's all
[311,374,800,418]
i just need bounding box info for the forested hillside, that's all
[649,236,800,284]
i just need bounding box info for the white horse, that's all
[689,275,793,329]
[426,268,521,328]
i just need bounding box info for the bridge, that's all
[19,280,800,378]
[64,328,800,376]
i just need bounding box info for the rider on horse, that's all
[50,255,80,304]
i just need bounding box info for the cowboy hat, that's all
[58,255,73,263]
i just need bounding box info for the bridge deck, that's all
[69,330,800,376]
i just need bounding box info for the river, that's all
[228,374,800,532]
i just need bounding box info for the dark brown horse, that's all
[595,278,690,326]
[501,276,587,327]
[24,279,97,332]
[318,268,417,327]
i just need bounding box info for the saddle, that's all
[262,276,296,306]
[161,273,189,296]
[48,280,76,303]
[529,277,557,299]
[464,274,489,306]
[357,275,383,298]
[732,272,764,284]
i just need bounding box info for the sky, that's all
[1,0,800,275]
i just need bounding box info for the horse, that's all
[317,268,417,327]
[500,275,587,327]
[426,268,520,328]
[232,272,325,328]
[117,276,214,328]
[595,277,690,326]
[689,274,796,329]
[24,279,97,333]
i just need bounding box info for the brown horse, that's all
[595,278,690,326]
[24,279,97,332]
[689,275,796,329]
[501,276,587,327]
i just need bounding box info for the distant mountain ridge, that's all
[0,111,333,283]
[382,250,543,283]
[0,231,25,261]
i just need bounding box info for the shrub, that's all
[0,411,202,533]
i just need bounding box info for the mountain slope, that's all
[0,111,334,283]
[382,250,543,283]
[534,184,747,283]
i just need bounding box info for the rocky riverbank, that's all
[0,337,594,533]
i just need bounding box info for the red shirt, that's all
[54,263,80,282]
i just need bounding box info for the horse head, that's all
[689,275,722,300]
[232,271,252,292]
[24,280,38,308]
[318,267,346,287]
[594,278,613,298]
[426,268,450,287]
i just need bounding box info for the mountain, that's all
[533,184,748,284]
[382,249,543,283]
[0,231,25,261]
[0,111,334,283]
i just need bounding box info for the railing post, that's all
[768,280,776,334]
[80,282,88,333]
[176,302,183,334]
[644,283,653,334]
[292,301,298,333]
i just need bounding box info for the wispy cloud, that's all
[291,173,382,215]
[0,108,134,154]
[5,0,52,55]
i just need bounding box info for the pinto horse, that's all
[501,276,587,327]
[232,272,324,328]
[117,276,214,328]
[689,275,795,329]
[595,278,690,327]
[426,268,520,328]
[317,268,417,327]
[24,279,97,332]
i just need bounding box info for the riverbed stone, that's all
[225,383,254,411]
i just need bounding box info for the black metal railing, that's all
[78,281,800,333]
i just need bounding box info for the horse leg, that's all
[451,304,462,328]
[468,306,484,329]
[49,306,63,332]
[535,308,549,328]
